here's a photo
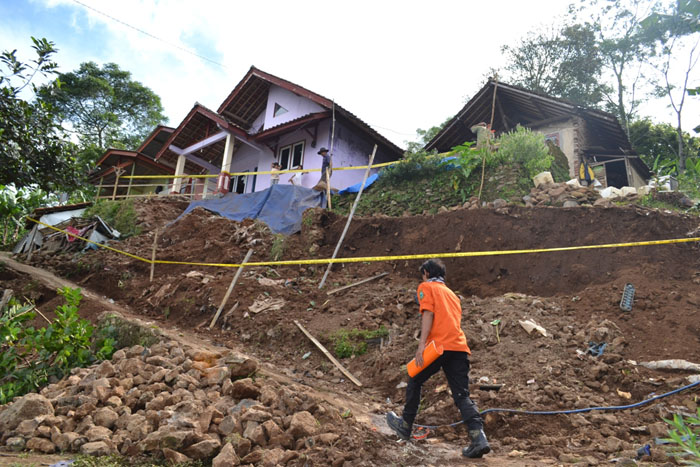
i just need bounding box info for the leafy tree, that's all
[629,118,700,169]
[501,23,609,108]
[641,0,700,173]
[39,61,168,164]
[569,0,658,136]
[0,37,81,192]
[405,116,452,153]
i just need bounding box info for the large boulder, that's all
[0,393,54,433]
[183,439,221,460]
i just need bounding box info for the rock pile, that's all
[524,182,601,207]
[0,339,375,465]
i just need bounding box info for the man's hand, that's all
[415,343,425,368]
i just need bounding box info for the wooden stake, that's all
[318,145,377,289]
[149,230,159,282]
[126,163,136,198]
[325,168,332,209]
[209,249,253,329]
[327,272,388,296]
[294,319,362,387]
[478,78,498,201]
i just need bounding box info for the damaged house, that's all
[153,66,403,198]
[425,80,650,188]
[90,126,176,199]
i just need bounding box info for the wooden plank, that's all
[149,230,159,283]
[327,272,389,296]
[209,249,253,329]
[294,319,362,387]
[318,145,377,289]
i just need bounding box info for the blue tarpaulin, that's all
[174,184,326,235]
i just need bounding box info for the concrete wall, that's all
[264,85,325,130]
[531,119,577,178]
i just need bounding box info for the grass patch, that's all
[72,454,203,467]
[82,199,141,237]
[329,326,389,358]
[270,234,285,261]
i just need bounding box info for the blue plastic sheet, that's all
[174,184,326,235]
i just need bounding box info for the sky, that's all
[1,0,698,149]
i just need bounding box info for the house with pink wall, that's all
[154,67,403,197]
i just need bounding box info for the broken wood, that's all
[293,319,362,387]
[0,289,13,311]
[149,230,159,282]
[221,301,239,328]
[318,145,377,289]
[209,249,253,329]
[326,272,389,296]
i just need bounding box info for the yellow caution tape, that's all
[25,217,700,269]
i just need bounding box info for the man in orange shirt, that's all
[387,258,490,458]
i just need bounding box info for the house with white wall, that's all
[154,67,403,197]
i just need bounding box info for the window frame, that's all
[277,140,305,170]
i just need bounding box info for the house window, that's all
[273,103,288,118]
[278,141,304,170]
[230,171,248,194]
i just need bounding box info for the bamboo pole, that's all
[318,145,376,289]
[209,249,253,329]
[325,168,332,210]
[149,230,159,282]
[126,163,136,198]
[96,176,104,202]
[326,272,388,295]
[478,78,498,201]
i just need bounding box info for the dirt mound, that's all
[7,199,700,464]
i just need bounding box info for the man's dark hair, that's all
[419,258,446,279]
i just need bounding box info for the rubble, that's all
[0,336,381,464]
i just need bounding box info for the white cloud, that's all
[7,0,700,147]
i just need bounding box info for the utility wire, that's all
[70,0,226,69]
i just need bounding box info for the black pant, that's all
[402,350,483,431]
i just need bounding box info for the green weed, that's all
[329,326,389,359]
[662,408,700,464]
[270,234,285,261]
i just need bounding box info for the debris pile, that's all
[524,182,602,207]
[14,216,120,256]
[0,336,381,465]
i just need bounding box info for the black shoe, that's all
[462,429,491,458]
[386,411,411,440]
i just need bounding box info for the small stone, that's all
[183,439,221,460]
[231,378,260,399]
[26,437,56,453]
[212,442,240,467]
[163,447,191,464]
[86,425,113,442]
[94,407,119,429]
[240,448,263,464]
[55,432,81,452]
[81,440,114,456]
[5,437,26,451]
[288,411,318,439]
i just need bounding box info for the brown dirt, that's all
[5,197,700,465]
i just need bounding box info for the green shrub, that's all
[329,326,389,359]
[83,199,141,237]
[380,149,442,185]
[496,126,553,179]
[270,234,285,261]
[662,409,700,465]
[0,287,114,404]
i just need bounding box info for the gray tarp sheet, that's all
[175,184,326,235]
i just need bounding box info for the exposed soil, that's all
[4,196,700,465]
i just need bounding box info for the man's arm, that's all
[415,310,434,367]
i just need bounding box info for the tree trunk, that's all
[677,114,685,174]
